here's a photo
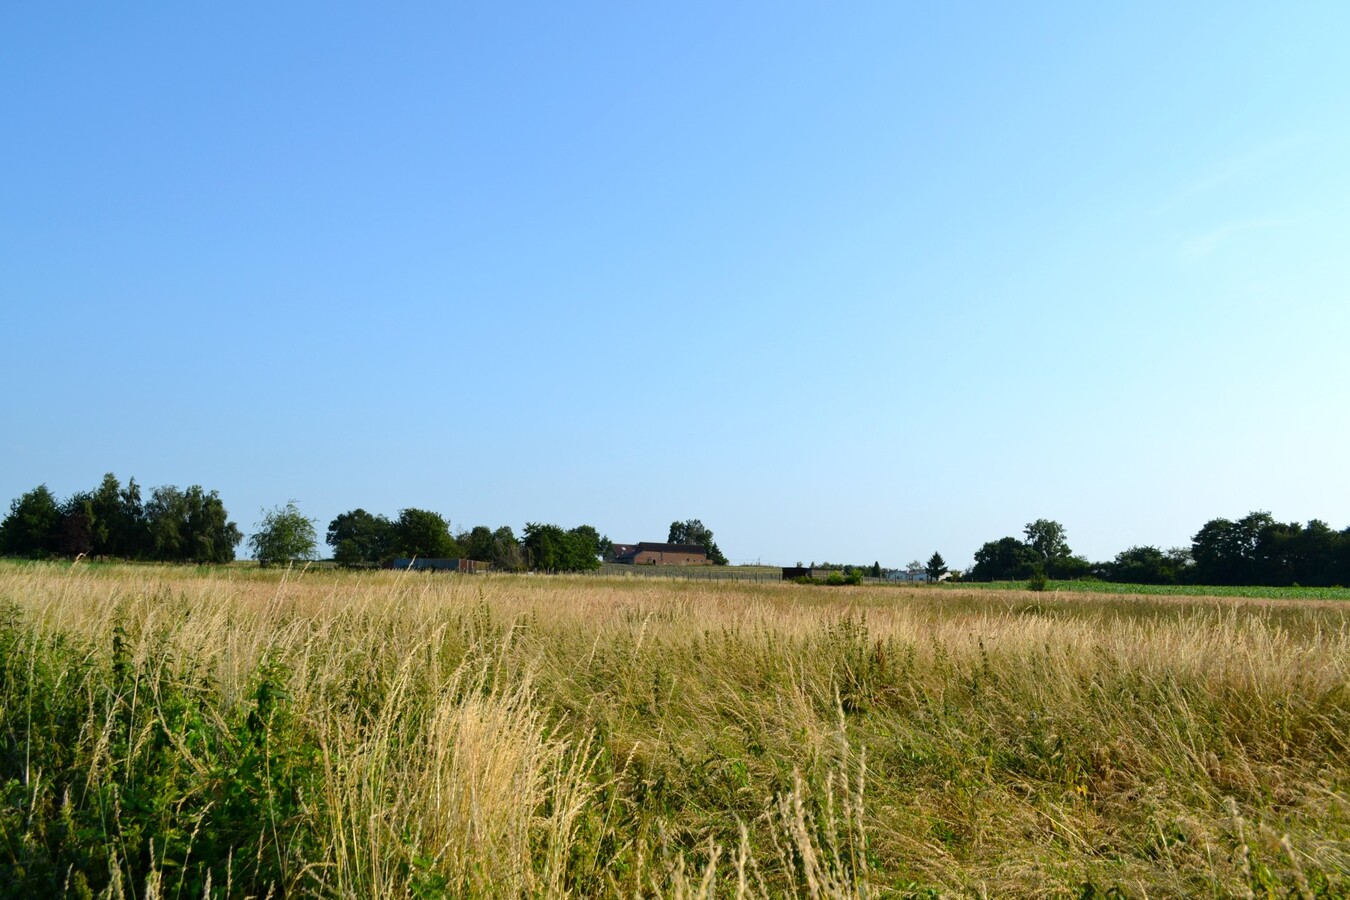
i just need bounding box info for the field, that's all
[1,563,1347,897]
[946,579,1350,602]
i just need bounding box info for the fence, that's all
[591,562,783,582]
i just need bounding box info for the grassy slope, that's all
[1,562,1346,897]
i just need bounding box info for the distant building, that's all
[885,567,929,583]
[611,542,709,566]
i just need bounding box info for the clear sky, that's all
[4,3,1349,569]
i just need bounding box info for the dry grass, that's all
[1,561,1347,897]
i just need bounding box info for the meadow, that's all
[946,579,1350,602]
[1,562,1346,897]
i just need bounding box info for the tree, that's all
[57,492,96,557]
[458,525,496,562]
[87,473,149,558]
[392,508,460,559]
[1191,512,1274,585]
[145,485,242,563]
[1107,546,1174,584]
[490,525,525,571]
[521,523,602,572]
[1024,519,1069,565]
[668,518,728,565]
[91,474,150,558]
[925,552,948,582]
[1021,519,1092,579]
[327,508,394,566]
[0,485,63,558]
[250,501,319,567]
[969,536,1039,581]
[870,561,882,578]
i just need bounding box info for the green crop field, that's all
[1,562,1347,897]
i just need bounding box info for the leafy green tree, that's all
[147,486,187,559]
[522,522,565,571]
[491,525,525,571]
[1191,512,1349,586]
[1191,512,1274,585]
[83,473,150,558]
[925,552,948,582]
[57,492,96,557]
[1107,546,1172,584]
[0,485,62,558]
[249,501,319,567]
[567,525,607,562]
[1022,519,1092,578]
[145,485,242,563]
[667,518,728,565]
[521,523,602,572]
[327,509,394,566]
[393,508,460,559]
[1024,519,1069,565]
[969,536,1039,581]
[870,561,882,578]
[1284,520,1346,586]
[458,525,496,562]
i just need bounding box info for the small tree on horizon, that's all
[250,501,318,567]
[925,551,948,583]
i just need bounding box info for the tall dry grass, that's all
[0,561,1346,897]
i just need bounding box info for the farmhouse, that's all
[611,542,710,566]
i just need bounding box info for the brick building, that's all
[611,542,709,566]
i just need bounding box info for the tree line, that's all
[0,474,683,574]
[0,475,241,563]
[968,513,1350,587]
[324,508,610,573]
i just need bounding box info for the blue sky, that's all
[4,3,1349,568]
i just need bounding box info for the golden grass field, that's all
[1,562,1347,897]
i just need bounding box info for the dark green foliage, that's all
[522,523,602,572]
[1023,518,1069,565]
[327,508,395,566]
[1190,512,1350,587]
[458,524,497,562]
[456,524,533,570]
[795,571,863,586]
[490,525,525,571]
[667,519,729,565]
[1,476,239,564]
[0,610,320,898]
[924,552,947,582]
[146,485,243,563]
[1021,519,1094,579]
[393,508,460,559]
[969,536,1040,581]
[1107,545,1192,585]
[0,485,61,558]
